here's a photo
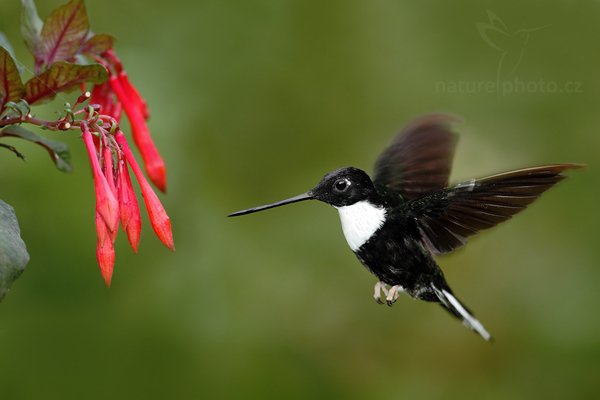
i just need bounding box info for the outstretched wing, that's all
[403,164,582,254]
[373,114,460,201]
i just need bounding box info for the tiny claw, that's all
[373,281,389,305]
[385,285,403,306]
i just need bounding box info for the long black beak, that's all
[228,192,313,217]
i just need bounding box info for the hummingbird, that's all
[229,114,581,341]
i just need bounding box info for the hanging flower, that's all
[89,49,167,193]
[116,130,174,251]
[117,158,142,253]
[80,118,173,286]
[0,0,175,290]
[95,211,115,287]
[80,46,174,285]
[118,71,149,120]
[110,74,166,193]
[81,125,119,232]
[82,124,119,285]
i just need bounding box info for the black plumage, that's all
[229,114,582,340]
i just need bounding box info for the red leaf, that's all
[24,61,108,105]
[0,47,25,110]
[37,0,89,70]
[80,33,115,57]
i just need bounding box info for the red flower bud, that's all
[119,71,149,120]
[110,76,167,192]
[117,159,142,252]
[82,128,120,231]
[96,211,115,287]
[116,131,174,251]
[102,145,119,239]
[102,145,117,194]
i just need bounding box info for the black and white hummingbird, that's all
[229,114,581,341]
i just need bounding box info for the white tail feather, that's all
[433,286,492,341]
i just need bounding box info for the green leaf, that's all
[20,0,43,57]
[1,125,72,172]
[38,0,89,69]
[0,200,29,302]
[0,47,25,111]
[24,61,108,105]
[81,33,115,56]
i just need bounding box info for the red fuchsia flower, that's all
[77,51,174,284]
[81,121,173,286]
[102,141,119,241]
[102,142,117,193]
[116,130,174,251]
[82,125,119,233]
[118,71,149,120]
[110,75,167,193]
[95,211,115,287]
[117,158,142,253]
[90,49,167,193]
[82,125,120,285]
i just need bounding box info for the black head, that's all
[228,167,378,217]
[309,167,377,207]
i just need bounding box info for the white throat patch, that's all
[335,201,386,251]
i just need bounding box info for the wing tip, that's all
[556,162,586,170]
[534,163,585,172]
[401,112,463,135]
[477,163,585,183]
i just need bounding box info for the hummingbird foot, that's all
[386,285,403,306]
[373,281,389,304]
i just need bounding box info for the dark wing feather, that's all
[404,164,583,254]
[373,113,460,201]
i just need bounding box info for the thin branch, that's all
[0,143,26,160]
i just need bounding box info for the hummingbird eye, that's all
[334,178,351,192]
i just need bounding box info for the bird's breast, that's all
[335,201,387,251]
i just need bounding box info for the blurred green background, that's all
[1,1,598,399]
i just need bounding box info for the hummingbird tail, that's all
[432,285,492,342]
